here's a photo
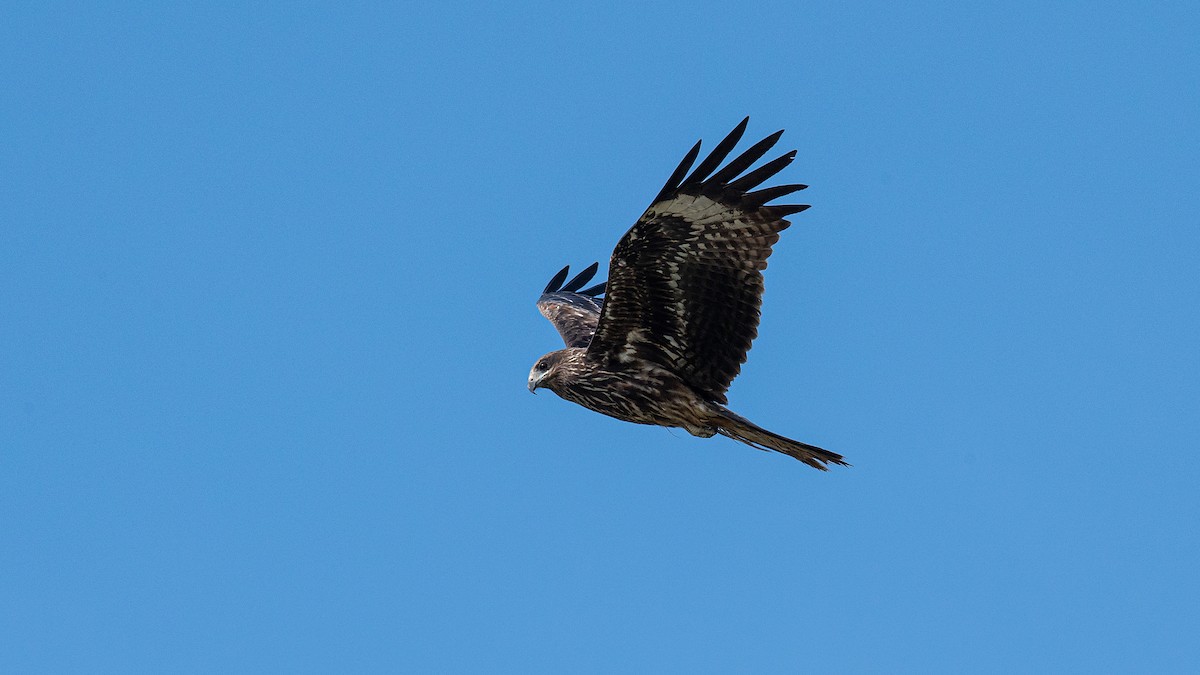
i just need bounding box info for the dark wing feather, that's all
[537,263,606,348]
[586,119,808,404]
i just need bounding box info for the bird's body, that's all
[528,119,846,469]
[534,347,717,435]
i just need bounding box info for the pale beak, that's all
[528,377,538,394]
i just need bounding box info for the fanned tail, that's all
[714,408,847,470]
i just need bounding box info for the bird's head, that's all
[528,350,570,394]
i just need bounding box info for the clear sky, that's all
[2,1,1198,672]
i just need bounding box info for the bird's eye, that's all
[538,361,549,371]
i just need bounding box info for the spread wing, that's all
[536,262,607,348]
[586,117,808,404]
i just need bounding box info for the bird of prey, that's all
[528,118,845,469]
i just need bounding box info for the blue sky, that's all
[2,1,1198,672]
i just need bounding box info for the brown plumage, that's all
[528,118,846,470]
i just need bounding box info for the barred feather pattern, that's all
[586,119,807,404]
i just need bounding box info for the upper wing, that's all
[536,262,607,348]
[586,118,808,404]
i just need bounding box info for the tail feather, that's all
[714,408,847,470]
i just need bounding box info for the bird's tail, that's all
[713,407,848,470]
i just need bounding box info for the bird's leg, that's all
[683,423,717,438]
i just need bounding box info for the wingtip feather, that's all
[561,262,600,292]
[653,139,702,204]
[578,281,606,296]
[708,131,782,188]
[765,204,811,219]
[682,117,750,187]
[543,265,570,294]
[743,184,809,208]
[726,150,797,193]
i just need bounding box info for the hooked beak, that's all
[528,366,549,394]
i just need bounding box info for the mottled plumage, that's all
[528,119,845,469]
[536,263,605,348]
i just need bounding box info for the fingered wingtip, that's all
[560,262,600,293]
[542,265,571,294]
